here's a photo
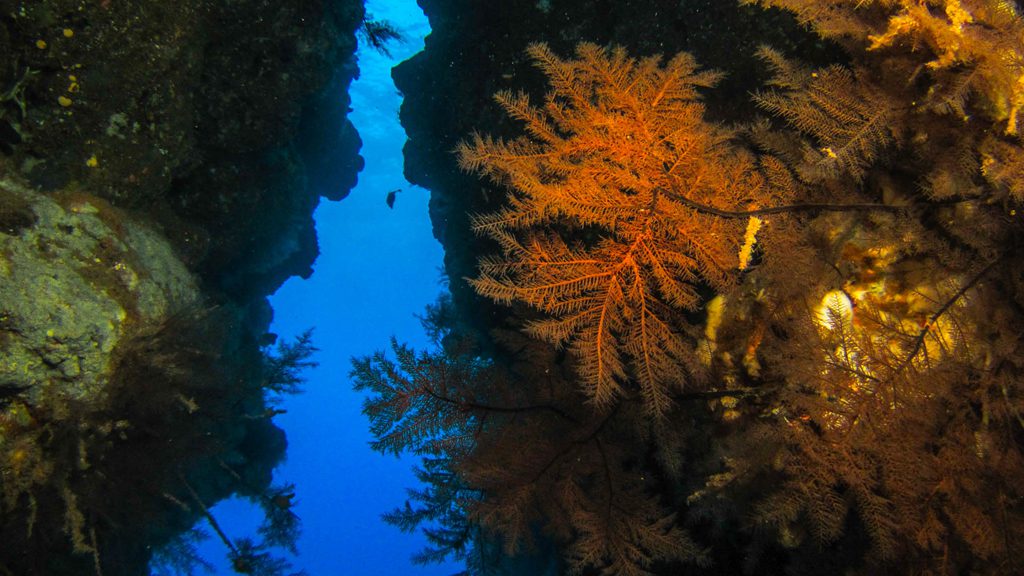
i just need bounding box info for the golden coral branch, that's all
[459,43,762,416]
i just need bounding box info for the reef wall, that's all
[0,0,364,573]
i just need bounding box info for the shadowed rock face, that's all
[0,0,364,573]
[1,0,364,300]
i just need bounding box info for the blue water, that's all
[189,2,460,573]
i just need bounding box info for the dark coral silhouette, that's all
[352,324,709,576]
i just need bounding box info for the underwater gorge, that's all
[2,0,1024,575]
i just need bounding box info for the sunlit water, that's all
[189,1,459,573]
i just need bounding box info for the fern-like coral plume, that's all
[459,42,769,416]
[746,0,1024,134]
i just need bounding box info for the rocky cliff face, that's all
[0,0,364,573]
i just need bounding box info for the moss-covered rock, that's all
[0,176,198,402]
[0,174,302,575]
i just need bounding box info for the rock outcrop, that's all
[0,0,364,573]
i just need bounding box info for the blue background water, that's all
[190,2,461,573]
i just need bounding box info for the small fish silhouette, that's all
[385,188,402,208]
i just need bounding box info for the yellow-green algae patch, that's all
[0,177,198,403]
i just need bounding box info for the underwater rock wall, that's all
[1,0,364,298]
[0,0,364,573]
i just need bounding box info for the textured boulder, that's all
[1,177,198,401]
